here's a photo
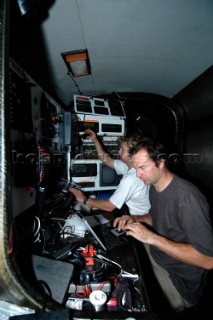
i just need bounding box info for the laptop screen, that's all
[81,214,127,252]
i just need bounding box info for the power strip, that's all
[69,281,111,293]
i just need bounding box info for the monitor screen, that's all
[99,163,122,187]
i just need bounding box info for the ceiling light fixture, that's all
[61,49,91,77]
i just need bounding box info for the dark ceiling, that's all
[10,0,213,106]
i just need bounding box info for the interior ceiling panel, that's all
[11,0,213,105]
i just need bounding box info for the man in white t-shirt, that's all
[69,129,150,215]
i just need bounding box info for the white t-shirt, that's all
[109,160,150,215]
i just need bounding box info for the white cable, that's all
[33,216,40,236]
[33,216,41,243]
[95,253,138,279]
[95,253,122,269]
[66,299,83,310]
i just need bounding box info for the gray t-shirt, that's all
[149,174,213,304]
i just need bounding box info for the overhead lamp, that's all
[61,49,91,77]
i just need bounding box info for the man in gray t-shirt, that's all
[114,137,213,311]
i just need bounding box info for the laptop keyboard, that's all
[88,223,129,252]
[99,224,125,251]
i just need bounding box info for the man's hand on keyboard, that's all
[113,215,136,232]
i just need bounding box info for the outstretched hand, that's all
[85,129,97,142]
[69,187,85,203]
[124,222,154,244]
[113,215,136,232]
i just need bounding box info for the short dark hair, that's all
[129,136,167,166]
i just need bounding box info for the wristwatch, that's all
[84,196,89,204]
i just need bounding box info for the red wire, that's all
[95,281,106,290]
[85,285,91,296]
[74,284,91,297]
[74,284,87,297]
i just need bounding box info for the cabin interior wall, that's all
[174,66,213,212]
[122,92,186,176]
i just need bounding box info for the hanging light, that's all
[61,49,91,77]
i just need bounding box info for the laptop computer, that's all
[32,255,74,304]
[79,213,130,252]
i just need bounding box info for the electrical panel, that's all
[74,94,126,118]
[70,95,126,191]
[9,58,71,216]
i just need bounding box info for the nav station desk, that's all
[68,210,157,320]
[12,208,201,320]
